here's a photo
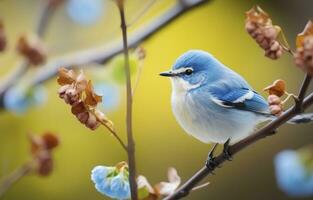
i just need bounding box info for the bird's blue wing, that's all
[210,87,270,115]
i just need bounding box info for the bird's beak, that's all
[159,70,176,77]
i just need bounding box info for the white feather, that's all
[170,77,267,144]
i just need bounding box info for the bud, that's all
[85,112,100,130]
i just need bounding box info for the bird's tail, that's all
[287,113,313,124]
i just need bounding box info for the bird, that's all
[160,50,312,167]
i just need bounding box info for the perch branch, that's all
[164,75,313,200]
[117,1,138,199]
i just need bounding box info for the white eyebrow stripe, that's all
[172,67,193,74]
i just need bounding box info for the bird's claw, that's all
[223,138,232,161]
[206,143,218,170]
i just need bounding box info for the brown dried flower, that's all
[137,168,182,200]
[295,21,313,76]
[16,34,47,65]
[263,79,286,97]
[57,68,113,131]
[29,132,59,176]
[268,95,283,116]
[245,6,285,60]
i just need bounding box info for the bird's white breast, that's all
[170,77,262,144]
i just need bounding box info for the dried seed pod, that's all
[245,6,285,60]
[77,111,89,124]
[71,101,86,115]
[268,94,282,105]
[85,112,100,130]
[270,104,283,116]
[295,36,313,75]
[57,68,113,131]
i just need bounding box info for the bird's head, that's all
[160,50,222,93]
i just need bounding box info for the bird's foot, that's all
[223,138,232,161]
[206,143,218,171]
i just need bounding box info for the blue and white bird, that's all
[160,50,312,159]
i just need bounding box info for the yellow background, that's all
[0,0,313,199]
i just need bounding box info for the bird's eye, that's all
[185,69,193,75]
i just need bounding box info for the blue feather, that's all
[210,87,270,115]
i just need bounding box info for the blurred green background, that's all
[0,0,313,199]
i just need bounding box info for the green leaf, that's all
[111,54,138,84]
[138,186,151,200]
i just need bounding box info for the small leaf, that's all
[137,175,159,200]
[263,79,286,97]
[296,20,313,48]
[167,167,180,183]
[111,54,138,84]
[75,71,88,92]
[84,81,102,107]
[155,167,181,196]
[57,67,77,85]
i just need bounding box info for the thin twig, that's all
[191,181,210,191]
[132,59,145,97]
[0,162,33,197]
[117,1,138,200]
[164,75,313,200]
[127,0,157,27]
[0,0,60,103]
[98,120,128,151]
[282,45,295,56]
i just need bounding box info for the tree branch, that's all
[8,0,210,95]
[117,1,138,199]
[295,74,311,112]
[0,162,33,197]
[164,75,313,200]
[0,0,60,104]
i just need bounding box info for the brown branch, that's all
[16,0,210,91]
[0,162,33,197]
[295,74,311,111]
[0,0,60,103]
[97,119,128,151]
[164,76,313,200]
[117,1,138,200]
